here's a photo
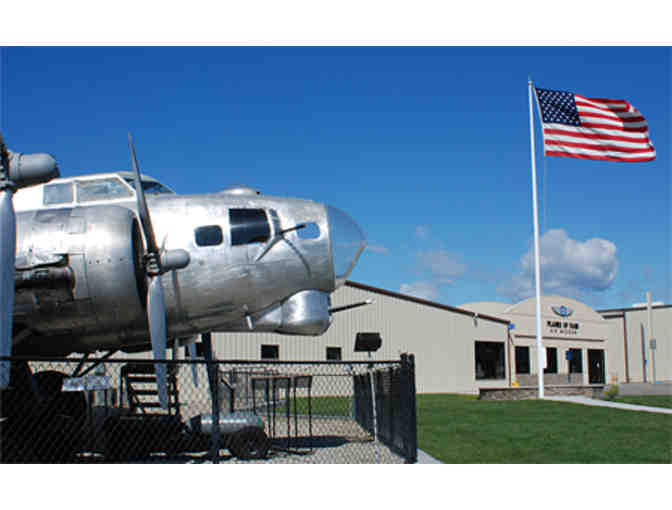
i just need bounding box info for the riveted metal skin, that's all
[10,190,364,356]
[13,206,147,354]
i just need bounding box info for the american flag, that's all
[535,87,656,162]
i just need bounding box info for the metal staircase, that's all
[120,363,180,417]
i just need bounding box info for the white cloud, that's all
[397,250,466,303]
[499,229,618,301]
[416,249,467,283]
[400,281,440,301]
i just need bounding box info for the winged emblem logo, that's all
[552,305,573,317]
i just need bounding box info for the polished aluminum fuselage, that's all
[12,191,358,355]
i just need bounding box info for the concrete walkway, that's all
[544,395,672,414]
[416,449,443,464]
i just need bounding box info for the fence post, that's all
[401,353,418,463]
[202,333,220,464]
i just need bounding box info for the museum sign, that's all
[548,305,579,335]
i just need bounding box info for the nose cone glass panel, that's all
[327,205,365,288]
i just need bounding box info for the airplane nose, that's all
[326,205,365,288]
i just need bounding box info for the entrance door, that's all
[588,349,605,384]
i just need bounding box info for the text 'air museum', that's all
[209,281,671,395]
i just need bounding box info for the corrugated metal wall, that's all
[622,307,672,383]
[211,283,510,394]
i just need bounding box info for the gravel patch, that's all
[200,416,406,464]
[91,415,407,464]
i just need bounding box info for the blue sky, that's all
[1,46,669,310]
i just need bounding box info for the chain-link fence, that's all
[353,354,417,461]
[0,354,416,464]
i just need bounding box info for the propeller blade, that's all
[128,133,159,254]
[148,274,168,409]
[187,342,199,388]
[128,134,169,409]
[0,189,15,389]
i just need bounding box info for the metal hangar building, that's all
[209,281,671,394]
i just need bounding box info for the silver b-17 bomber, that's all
[0,133,365,429]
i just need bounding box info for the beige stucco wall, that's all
[507,335,604,385]
[465,298,672,385]
[503,296,611,342]
[464,296,611,385]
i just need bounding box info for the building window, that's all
[515,346,530,374]
[568,348,583,373]
[545,347,558,374]
[230,209,271,246]
[475,341,505,380]
[195,225,223,246]
[261,344,279,360]
[326,347,342,361]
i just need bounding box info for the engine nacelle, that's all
[14,205,146,352]
[5,151,59,188]
[80,206,146,332]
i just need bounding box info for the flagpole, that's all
[528,79,545,399]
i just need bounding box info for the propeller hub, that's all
[144,252,162,277]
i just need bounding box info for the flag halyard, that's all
[535,87,656,162]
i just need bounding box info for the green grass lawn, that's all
[272,396,352,417]
[417,394,672,463]
[606,395,672,409]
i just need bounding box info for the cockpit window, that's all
[123,178,174,195]
[229,209,271,246]
[297,222,320,240]
[77,177,133,203]
[43,182,74,205]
